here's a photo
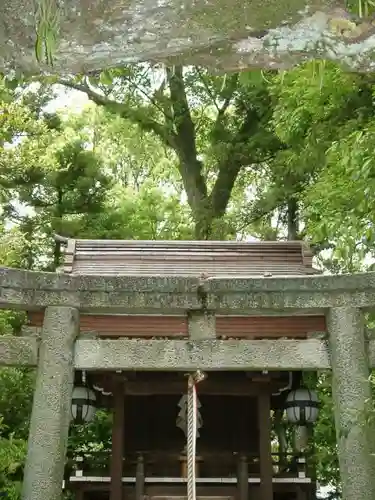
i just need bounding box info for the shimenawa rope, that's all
[187,370,205,500]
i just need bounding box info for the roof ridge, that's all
[57,238,319,277]
[73,239,306,246]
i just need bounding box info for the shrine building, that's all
[0,238,374,500]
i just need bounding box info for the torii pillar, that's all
[327,307,375,500]
[22,306,79,500]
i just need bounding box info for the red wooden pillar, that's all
[110,377,125,500]
[258,391,273,500]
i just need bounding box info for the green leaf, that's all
[238,70,264,87]
[99,70,113,85]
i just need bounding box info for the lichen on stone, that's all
[1,0,375,73]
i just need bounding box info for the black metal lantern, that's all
[284,387,319,425]
[71,385,97,424]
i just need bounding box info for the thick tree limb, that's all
[195,68,221,114]
[165,67,199,162]
[59,80,177,149]
[210,104,277,219]
[165,66,208,210]
[216,74,239,127]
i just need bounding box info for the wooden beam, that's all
[258,391,273,500]
[123,380,275,396]
[110,378,125,500]
[88,376,290,396]
[62,238,76,273]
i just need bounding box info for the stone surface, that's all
[3,266,375,312]
[188,311,216,339]
[0,267,202,312]
[3,1,375,73]
[0,335,38,365]
[20,326,42,338]
[0,336,375,369]
[327,307,375,500]
[74,338,331,370]
[22,306,79,500]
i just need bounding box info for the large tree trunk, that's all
[287,197,299,241]
[176,157,232,240]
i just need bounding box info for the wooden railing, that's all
[66,450,310,481]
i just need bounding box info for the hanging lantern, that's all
[284,387,319,425]
[71,385,97,424]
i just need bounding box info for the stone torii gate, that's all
[0,266,375,500]
[2,1,375,74]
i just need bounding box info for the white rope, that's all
[187,370,205,500]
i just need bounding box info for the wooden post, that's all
[179,454,202,478]
[237,454,248,500]
[258,391,273,500]
[75,489,84,500]
[110,378,125,500]
[296,486,305,500]
[135,453,145,500]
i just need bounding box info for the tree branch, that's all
[165,66,207,207]
[121,74,172,121]
[195,68,221,114]
[237,186,286,233]
[166,66,198,158]
[216,73,239,126]
[209,107,261,219]
[59,79,177,149]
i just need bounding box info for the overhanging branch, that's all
[209,107,261,218]
[166,66,208,207]
[166,66,198,158]
[59,79,177,149]
[216,73,239,126]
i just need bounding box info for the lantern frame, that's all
[284,387,319,425]
[71,385,97,424]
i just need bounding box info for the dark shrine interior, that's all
[86,370,294,478]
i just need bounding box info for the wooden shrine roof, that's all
[56,237,319,277]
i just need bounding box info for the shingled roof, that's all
[55,237,319,277]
